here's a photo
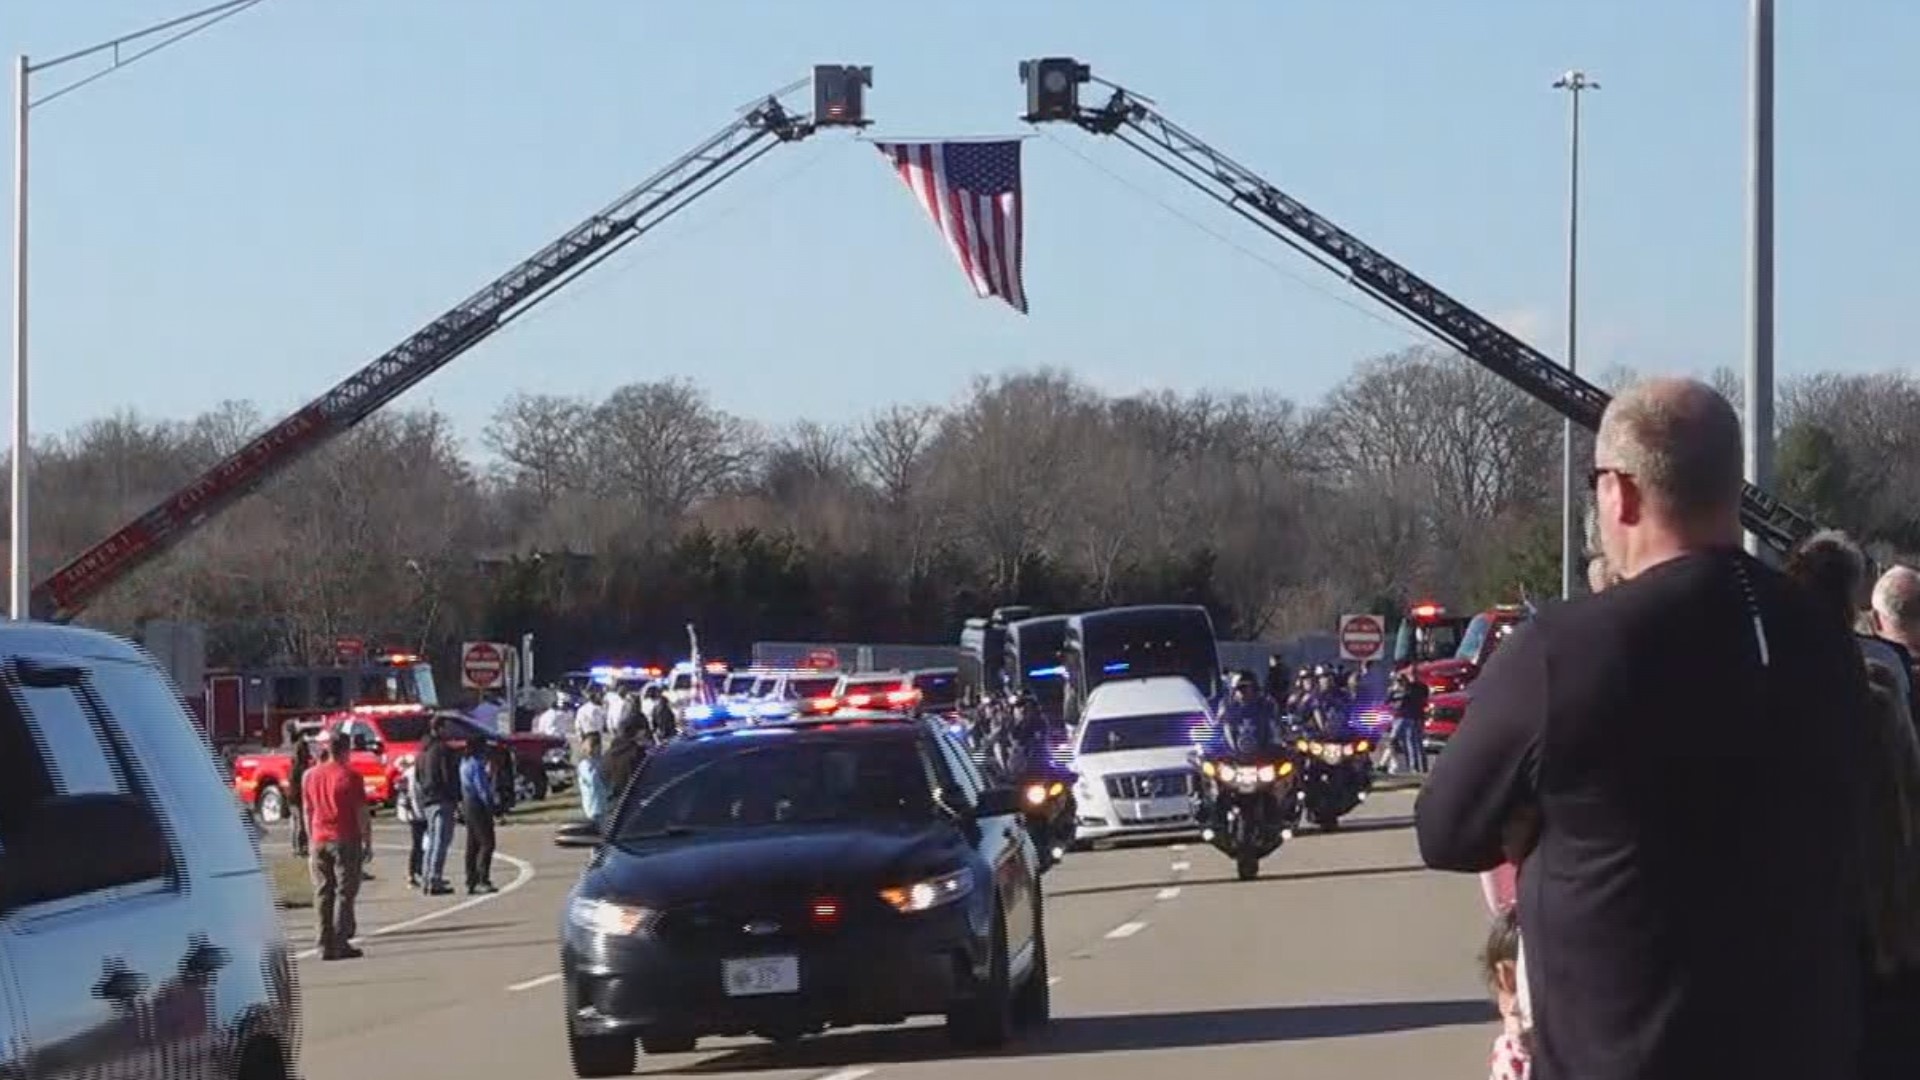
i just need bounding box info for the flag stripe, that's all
[873,140,1028,314]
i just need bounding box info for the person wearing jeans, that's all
[398,759,428,889]
[303,730,369,961]
[415,717,461,896]
[460,740,500,894]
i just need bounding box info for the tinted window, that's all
[271,676,309,711]
[1079,712,1208,754]
[316,675,346,709]
[15,683,127,796]
[373,714,431,744]
[89,659,259,875]
[910,672,959,710]
[785,676,839,700]
[615,738,935,838]
[724,674,757,695]
[929,728,981,805]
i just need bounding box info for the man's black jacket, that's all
[1416,548,1873,1080]
[415,736,462,806]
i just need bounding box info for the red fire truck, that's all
[1390,602,1471,675]
[200,651,439,749]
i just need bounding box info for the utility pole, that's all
[1553,70,1598,598]
[1745,0,1775,557]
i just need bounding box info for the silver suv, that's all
[0,624,300,1078]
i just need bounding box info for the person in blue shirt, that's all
[576,731,607,823]
[459,740,499,895]
[1216,672,1282,755]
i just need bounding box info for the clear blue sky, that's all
[5,1,1915,456]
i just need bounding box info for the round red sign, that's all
[1338,614,1386,661]
[462,641,506,688]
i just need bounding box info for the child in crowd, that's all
[1482,906,1532,1080]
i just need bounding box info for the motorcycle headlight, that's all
[1277,760,1294,777]
[878,868,973,914]
[568,897,656,936]
[1215,764,1237,783]
[1256,764,1277,783]
[1024,783,1049,807]
[1354,740,1371,754]
[1200,760,1217,778]
[543,748,568,765]
[1047,781,1065,798]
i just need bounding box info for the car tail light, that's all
[886,689,921,707]
[845,693,873,707]
[806,697,838,714]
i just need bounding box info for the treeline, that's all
[13,348,1917,676]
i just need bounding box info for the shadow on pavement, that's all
[673,999,1495,1073]
[1299,813,1415,836]
[1050,861,1428,900]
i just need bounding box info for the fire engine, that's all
[200,651,437,749]
[1390,602,1471,674]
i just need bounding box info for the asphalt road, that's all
[288,789,1497,1079]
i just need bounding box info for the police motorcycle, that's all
[1192,674,1302,880]
[982,694,1078,872]
[1292,668,1375,830]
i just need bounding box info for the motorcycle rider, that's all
[1308,665,1353,739]
[1204,672,1284,834]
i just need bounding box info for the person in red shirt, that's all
[303,729,371,960]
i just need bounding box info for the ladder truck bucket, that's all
[1019,58,1090,123]
[813,65,873,128]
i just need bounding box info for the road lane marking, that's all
[1170,861,1191,872]
[1170,844,1187,852]
[1155,887,1181,900]
[1105,921,1147,939]
[1048,975,1062,986]
[813,1070,874,1080]
[295,848,535,961]
[507,972,561,992]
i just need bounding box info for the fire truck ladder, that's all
[35,66,875,622]
[1018,58,1819,558]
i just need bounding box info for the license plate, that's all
[722,955,799,997]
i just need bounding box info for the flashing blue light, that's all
[1102,661,1131,674]
[728,726,791,736]
[1027,665,1066,679]
[686,704,715,721]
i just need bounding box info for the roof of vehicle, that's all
[1083,675,1212,720]
[907,666,959,677]
[680,715,921,748]
[0,622,152,665]
[839,671,906,683]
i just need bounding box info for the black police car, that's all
[556,714,1050,1076]
[0,624,300,1079]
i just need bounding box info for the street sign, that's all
[806,648,839,670]
[333,636,364,664]
[461,641,507,690]
[1338,613,1387,662]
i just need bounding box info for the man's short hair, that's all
[1873,565,1920,631]
[325,728,351,756]
[1596,377,1745,522]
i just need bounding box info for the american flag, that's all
[874,140,1029,314]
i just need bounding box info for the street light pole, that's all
[1553,70,1597,600]
[10,56,27,620]
[8,0,267,619]
[1744,0,1775,557]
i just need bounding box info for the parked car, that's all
[0,622,300,1079]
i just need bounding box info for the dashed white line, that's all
[1155,887,1182,901]
[1170,843,1188,852]
[1105,920,1148,939]
[813,1069,875,1080]
[507,972,562,992]
[294,848,535,962]
[1170,860,1191,872]
[1048,975,1062,986]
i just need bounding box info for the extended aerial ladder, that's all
[34,65,874,622]
[1017,58,1820,557]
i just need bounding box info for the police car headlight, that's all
[878,868,974,914]
[568,897,656,936]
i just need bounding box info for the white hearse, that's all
[1071,675,1213,844]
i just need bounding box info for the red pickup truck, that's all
[231,705,568,824]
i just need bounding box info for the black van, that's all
[0,624,300,1079]
[1004,614,1071,719]
[1062,605,1223,721]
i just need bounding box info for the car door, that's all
[928,728,1035,962]
[0,656,205,1077]
[0,941,24,1080]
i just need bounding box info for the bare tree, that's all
[483,392,592,505]
[852,404,940,508]
[590,379,758,527]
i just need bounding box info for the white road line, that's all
[507,972,561,992]
[1105,921,1147,939]
[1170,860,1191,872]
[813,1069,875,1080]
[1170,843,1188,852]
[1155,887,1182,901]
[294,848,535,961]
[1047,975,1062,986]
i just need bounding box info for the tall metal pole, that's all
[1744,0,1775,556]
[1554,71,1597,598]
[10,56,29,620]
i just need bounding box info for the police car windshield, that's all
[615,739,937,838]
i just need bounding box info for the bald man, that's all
[1417,377,1872,1080]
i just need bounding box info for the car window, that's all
[14,681,129,797]
[271,675,309,711]
[88,659,260,877]
[615,739,936,839]
[928,728,982,805]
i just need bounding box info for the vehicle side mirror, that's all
[0,794,170,911]
[350,733,377,753]
[553,818,601,849]
[972,786,1022,819]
